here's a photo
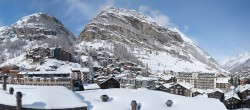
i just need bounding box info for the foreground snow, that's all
[0,85,86,109]
[77,88,227,110]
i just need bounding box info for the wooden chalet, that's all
[99,77,120,89]
[241,97,250,108]
[240,77,249,85]
[224,91,241,109]
[192,91,202,97]
[0,65,19,74]
[154,83,167,91]
[206,89,224,101]
[162,82,193,96]
[158,75,176,84]
[237,84,250,100]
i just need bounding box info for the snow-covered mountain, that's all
[220,52,250,73]
[0,13,75,64]
[77,7,223,74]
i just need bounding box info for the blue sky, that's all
[0,0,250,62]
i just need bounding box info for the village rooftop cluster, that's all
[0,44,250,110]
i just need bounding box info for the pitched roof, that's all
[224,90,241,101]
[163,81,193,90]
[237,84,250,93]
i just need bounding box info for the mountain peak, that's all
[0,13,76,64]
[12,12,63,27]
[97,7,156,25]
[77,7,222,73]
[221,52,250,72]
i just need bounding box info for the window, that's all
[175,89,178,94]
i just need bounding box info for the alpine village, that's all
[0,7,249,110]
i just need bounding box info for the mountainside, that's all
[221,52,250,73]
[77,7,222,73]
[0,13,75,64]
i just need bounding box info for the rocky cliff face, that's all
[77,7,222,73]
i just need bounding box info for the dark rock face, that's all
[77,7,221,72]
[78,8,183,47]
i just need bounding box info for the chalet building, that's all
[223,91,241,109]
[162,81,193,96]
[237,84,250,100]
[191,89,205,97]
[154,83,167,91]
[0,65,19,74]
[177,72,216,89]
[240,77,250,85]
[51,47,72,62]
[158,75,176,84]
[192,91,202,97]
[99,77,120,89]
[241,98,250,108]
[216,73,230,90]
[26,47,51,58]
[206,89,224,101]
[25,47,72,62]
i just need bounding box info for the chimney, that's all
[16,92,23,110]
[2,74,7,90]
[131,100,137,110]
[70,79,74,91]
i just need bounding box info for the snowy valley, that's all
[0,7,249,110]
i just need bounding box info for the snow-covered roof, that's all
[163,83,175,88]
[224,90,241,101]
[237,84,250,93]
[81,68,90,73]
[93,61,101,68]
[0,85,86,109]
[178,81,193,90]
[160,74,174,80]
[19,71,71,75]
[76,88,227,110]
[191,88,206,93]
[163,81,193,90]
[83,83,100,90]
[135,76,157,81]
[81,56,88,62]
[205,88,223,94]
[216,77,229,83]
[195,94,208,98]
[71,68,90,73]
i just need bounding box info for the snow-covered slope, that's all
[77,7,222,73]
[221,52,250,73]
[0,53,81,72]
[0,13,75,64]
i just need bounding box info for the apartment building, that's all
[8,71,73,87]
[177,72,216,89]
